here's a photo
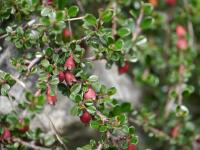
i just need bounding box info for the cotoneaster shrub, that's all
[0,0,200,150]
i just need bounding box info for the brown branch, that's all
[67,16,84,21]
[96,143,103,150]
[75,0,85,13]
[183,0,195,49]
[0,33,8,40]
[27,55,44,72]
[12,137,50,150]
[70,34,93,45]
[112,1,117,37]
[10,75,28,89]
[132,8,144,42]
[96,110,109,123]
[129,118,171,141]
[46,115,68,150]
[106,131,127,149]
[84,56,97,61]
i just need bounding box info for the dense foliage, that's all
[0,0,200,150]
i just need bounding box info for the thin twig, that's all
[112,1,117,37]
[129,118,171,141]
[27,55,44,71]
[96,110,109,123]
[70,34,93,45]
[67,16,84,21]
[10,74,29,90]
[75,0,85,13]
[0,34,8,40]
[0,17,84,40]
[46,115,68,150]
[85,56,97,61]
[183,0,195,49]
[132,8,144,42]
[12,137,50,150]
[96,143,103,150]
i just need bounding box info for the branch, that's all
[46,115,68,150]
[0,17,84,40]
[132,8,144,42]
[112,1,117,37]
[67,16,84,21]
[27,55,44,72]
[70,34,93,45]
[0,33,8,40]
[75,0,85,13]
[12,137,50,150]
[95,143,103,150]
[129,118,171,141]
[10,75,28,90]
[183,0,195,49]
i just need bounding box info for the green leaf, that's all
[107,87,117,96]
[141,17,154,29]
[115,39,124,50]
[71,105,81,116]
[101,9,113,23]
[176,105,189,117]
[1,84,10,96]
[68,6,79,17]
[129,126,135,134]
[40,17,50,26]
[143,3,153,14]
[49,77,59,85]
[117,114,127,124]
[121,103,132,112]
[6,114,18,128]
[44,135,56,146]
[69,93,82,102]
[85,100,94,106]
[41,7,52,17]
[70,83,82,94]
[41,59,50,68]
[90,120,99,129]
[117,27,131,37]
[57,0,66,10]
[84,14,97,26]
[99,125,107,132]
[56,11,64,21]
[88,75,98,82]
[130,135,138,144]
[136,36,147,46]
[87,106,96,114]
[122,125,129,134]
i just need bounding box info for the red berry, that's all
[196,135,200,143]
[176,38,188,50]
[47,0,53,5]
[63,28,71,39]
[0,128,11,141]
[84,86,96,100]
[65,71,77,85]
[127,142,136,150]
[176,25,186,38]
[19,125,29,133]
[170,126,179,138]
[58,71,65,82]
[65,54,75,70]
[46,86,57,105]
[80,111,91,124]
[165,0,176,6]
[118,61,129,75]
[18,118,29,133]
